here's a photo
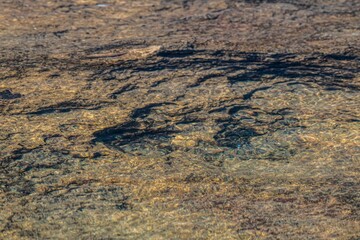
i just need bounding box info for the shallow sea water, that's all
[1,0,360,239]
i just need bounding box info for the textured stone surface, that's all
[1,0,360,239]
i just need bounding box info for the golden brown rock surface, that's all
[1,0,360,239]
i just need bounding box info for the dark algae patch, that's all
[1,0,360,239]
[0,90,21,100]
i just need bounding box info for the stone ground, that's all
[0,0,360,239]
